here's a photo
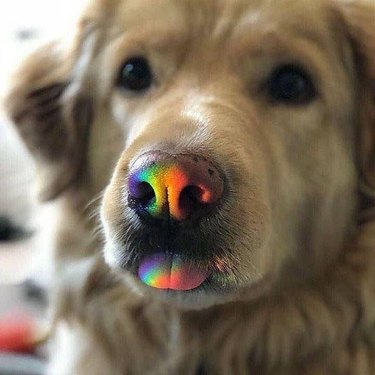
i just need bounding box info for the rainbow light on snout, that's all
[138,253,209,291]
[128,163,213,221]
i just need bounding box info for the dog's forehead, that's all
[106,0,332,42]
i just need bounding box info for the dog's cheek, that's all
[204,135,273,282]
[101,172,125,238]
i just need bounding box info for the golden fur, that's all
[4,0,375,373]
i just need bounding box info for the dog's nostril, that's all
[137,182,155,204]
[182,185,205,202]
[129,181,156,209]
[179,185,210,219]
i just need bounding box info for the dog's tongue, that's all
[138,253,208,291]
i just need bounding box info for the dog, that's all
[4,0,375,373]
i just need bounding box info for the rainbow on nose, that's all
[129,163,190,220]
[128,153,223,221]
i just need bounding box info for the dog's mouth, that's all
[108,221,239,295]
[128,240,237,294]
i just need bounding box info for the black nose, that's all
[127,152,224,222]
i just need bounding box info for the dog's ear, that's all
[332,1,375,213]
[4,24,101,202]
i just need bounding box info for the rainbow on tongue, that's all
[138,253,209,291]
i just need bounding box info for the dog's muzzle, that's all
[126,151,225,291]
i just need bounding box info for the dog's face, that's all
[6,0,375,308]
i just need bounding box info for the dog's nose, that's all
[127,152,224,222]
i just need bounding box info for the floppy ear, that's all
[4,24,100,202]
[332,1,375,215]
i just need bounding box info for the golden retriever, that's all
[4,0,375,373]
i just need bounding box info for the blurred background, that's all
[0,0,86,278]
[0,0,86,231]
[0,2,84,373]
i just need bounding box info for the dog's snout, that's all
[127,152,224,222]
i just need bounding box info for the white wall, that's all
[0,0,85,36]
[0,0,86,92]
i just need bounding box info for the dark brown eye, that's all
[267,65,316,105]
[117,57,153,92]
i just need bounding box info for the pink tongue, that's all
[138,253,209,291]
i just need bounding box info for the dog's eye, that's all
[117,57,153,92]
[267,65,316,105]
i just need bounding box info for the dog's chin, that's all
[103,241,268,310]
